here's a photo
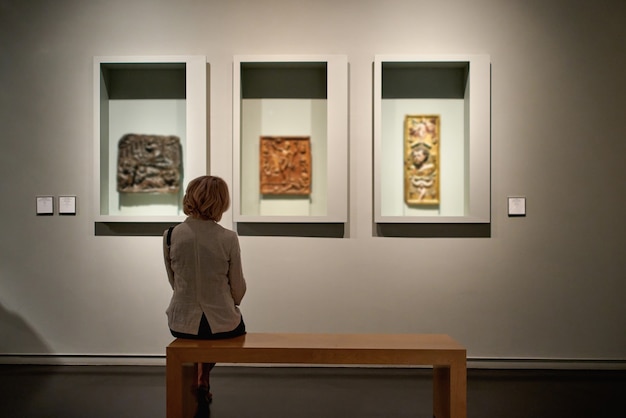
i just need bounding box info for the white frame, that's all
[374,54,491,223]
[92,55,206,223]
[232,55,348,224]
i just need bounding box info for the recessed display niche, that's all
[233,55,348,228]
[93,56,206,223]
[374,55,491,224]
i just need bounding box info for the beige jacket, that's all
[163,217,246,334]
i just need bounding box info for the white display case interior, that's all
[93,56,206,232]
[373,55,491,234]
[233,56,348,236]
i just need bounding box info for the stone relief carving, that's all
[260,136,311,195]
[117,134,182,193]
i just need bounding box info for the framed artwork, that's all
[233,55,348,225]
[373,54,491,224]
[93,55,206,224]
[260,136,312,195]
[404,115,440,205]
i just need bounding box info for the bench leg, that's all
[166,355,183,418]
[433,363,467,418]
[182,364,197,418]
[167,356,198,418]
[433,366,450,418]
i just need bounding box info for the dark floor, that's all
[0,364,624,418]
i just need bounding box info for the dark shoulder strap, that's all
[166,226,175,247]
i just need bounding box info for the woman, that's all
[163,175,246,416]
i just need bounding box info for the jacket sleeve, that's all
[163,229,175,290]
[228,234,247,305]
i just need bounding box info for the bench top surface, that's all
[167,333,465,352]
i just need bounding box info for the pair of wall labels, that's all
[36,196,77,215]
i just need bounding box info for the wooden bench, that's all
[166,333,466,418]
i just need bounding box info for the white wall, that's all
[0,0,625,365]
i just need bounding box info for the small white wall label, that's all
[36,196,54,215]
[59,196,77,215]
[508,197,526,217]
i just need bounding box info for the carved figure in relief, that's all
[260,136,311,195]
[117,134,182,193]
[404,115,440,205]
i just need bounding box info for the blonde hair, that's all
[183,176,230,221]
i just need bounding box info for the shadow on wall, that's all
[0,301,52,356]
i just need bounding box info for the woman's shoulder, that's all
[213,222,239,239]
[181,217,239,241]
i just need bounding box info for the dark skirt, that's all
[170,314,246,340]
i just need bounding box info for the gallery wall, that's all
[1,0,625,366]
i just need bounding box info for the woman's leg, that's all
[195,315,216,395]
[197,362,215,388]
[194,364,212,418]
[195,316,246,390]
[170,315,246,402]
